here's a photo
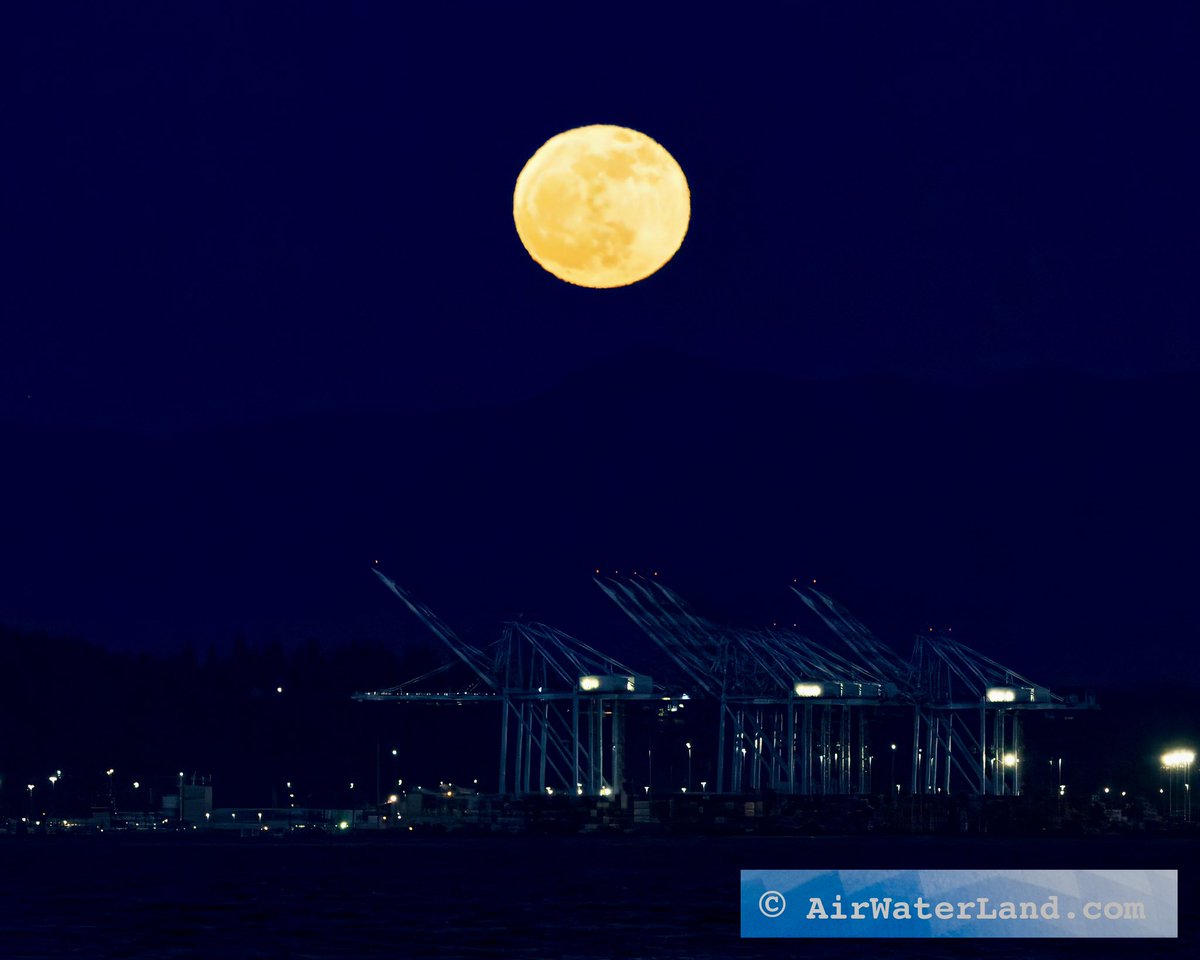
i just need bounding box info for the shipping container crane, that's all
[356,568,663,798]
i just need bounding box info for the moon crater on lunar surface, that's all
[513,125,690,288]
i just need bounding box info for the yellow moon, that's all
[513,125,690,288]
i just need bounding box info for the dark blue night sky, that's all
[5,4,1199,687]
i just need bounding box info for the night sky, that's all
[5,5,1200,690]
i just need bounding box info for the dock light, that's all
[132,781,139,790]
[794,682,823,698]
[599,786,612,797]
[986,687,1016,703]
[387,795,398,804]
[339,821,349,830]
[1162,749,1196,768]
[1002,753,1018,767]
[579,676,601,692]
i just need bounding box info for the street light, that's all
[27,784,35,821]
[685,742,693,791]
[1163,749,1195,821]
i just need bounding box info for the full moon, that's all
[513,125,690,288]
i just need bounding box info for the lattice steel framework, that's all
[359,568,1093,800]
[597,576,1092,797]
[595,575,888,796]
[354,568,663,798]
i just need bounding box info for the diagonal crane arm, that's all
[792,585,910,683]
[372,567,499,691]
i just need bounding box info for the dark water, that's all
[0,835,1195,959]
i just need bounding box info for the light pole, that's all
[686,742,692,792]
[1163,749,1195,821]
[27,784,35,821]
[106,769,115,810]
[890,744,896,801]
[48,774,58,818]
